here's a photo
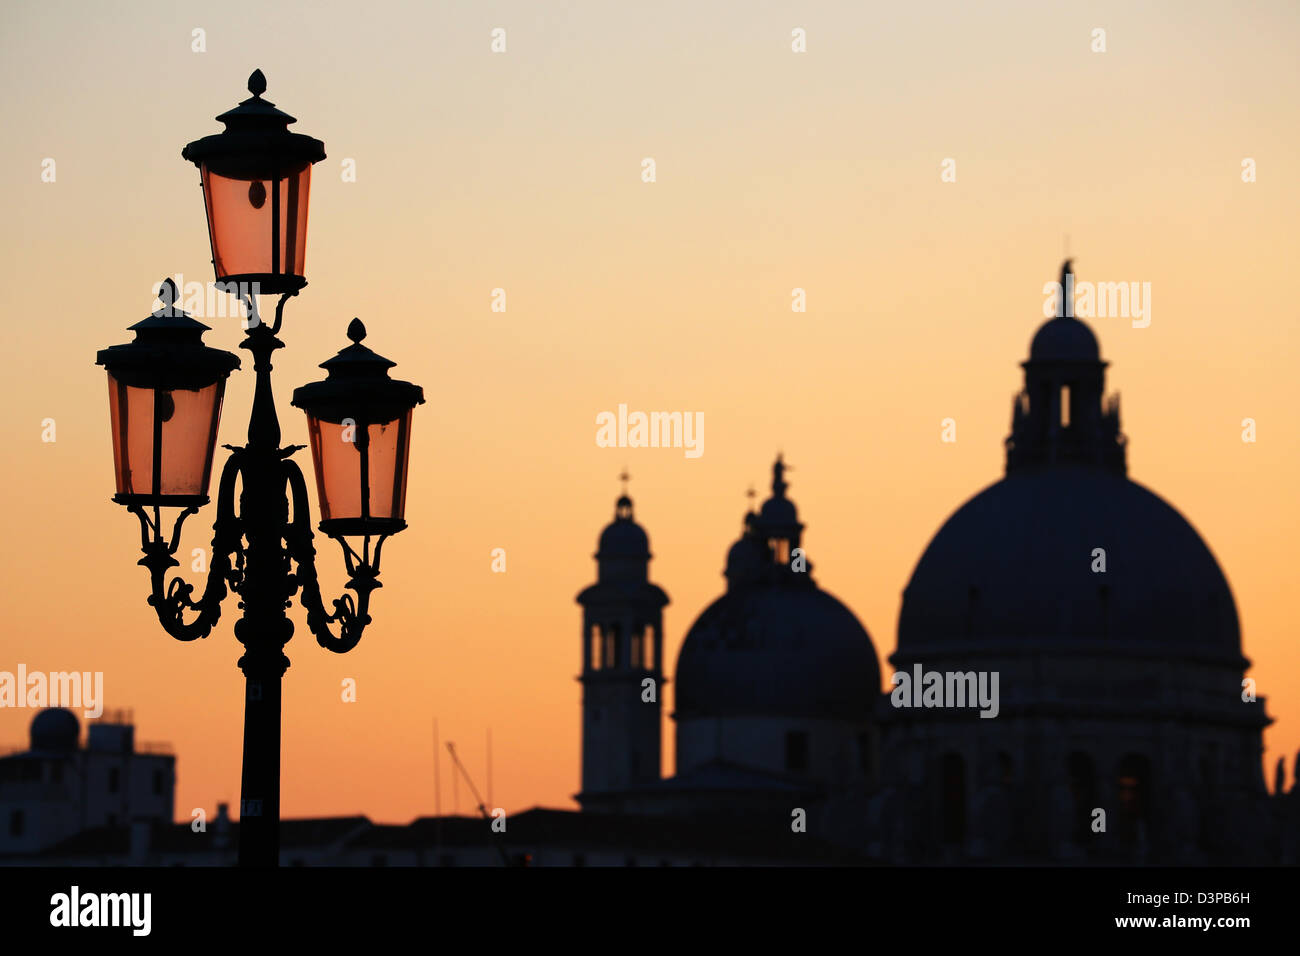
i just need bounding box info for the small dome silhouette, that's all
[676,586,879,720]
[1029,315,1100,362]
[724,531,763,586]
[758,494,798,527]
[30,708,79,752]
[676,458,877,721]
[756,454,799,530]
[597,495,650,560]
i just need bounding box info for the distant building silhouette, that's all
[0,709,174,857]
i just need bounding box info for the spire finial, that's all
[772,453,790,498]
[347,318,366,343]
[1057,259,1075,318]
[248,69,267,97]
[614,468,634,519]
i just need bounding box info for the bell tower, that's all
[575,479,669,809]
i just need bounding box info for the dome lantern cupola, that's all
[754,454,805,566]
[1006,260,1126,475]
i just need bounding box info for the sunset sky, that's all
[1,0,1297,824]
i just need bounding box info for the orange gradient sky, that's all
[1,0,1298,824]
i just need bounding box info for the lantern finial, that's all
[347,318,366,343]
[158,277,179,313]
[248,69,267,97]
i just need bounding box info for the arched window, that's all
[590,624,602,669]
[940,752,966,845]
[629,627,643,671]
[1067,751,1096,845]
[603,623,619,669]
[623,623,654,670]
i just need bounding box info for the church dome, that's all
[897,469,1241,659]
[30,708,80,752]
[675,457,879,720]
[677,585,879,719]
[1029,315,1100,362]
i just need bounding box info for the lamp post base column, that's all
[236,662,283,867]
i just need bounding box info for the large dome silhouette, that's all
[897,467,1241,659]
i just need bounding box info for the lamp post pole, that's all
[233,316,292,867]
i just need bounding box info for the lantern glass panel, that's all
[106,372,225,501]
[305,410,413,525]
[200,162,312,284]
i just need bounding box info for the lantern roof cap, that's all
[291,319,424,424]
[95,278,240,389]
[212,69,299,129]
[317,318,399,378]
[182,69,326,176]
[126,278,212,339]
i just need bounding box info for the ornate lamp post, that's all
[94,71,424,867]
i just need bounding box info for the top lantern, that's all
[182,70,326,296]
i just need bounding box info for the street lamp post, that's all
[94,71,424,867]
